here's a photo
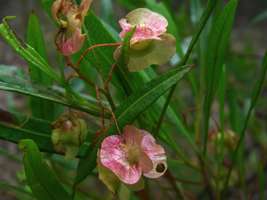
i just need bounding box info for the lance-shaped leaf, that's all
[75,64,192,184]
[0,122,53,153]
[19,139,72,200]
[0,109,53,152]
[202,0,238,154]
[223,52,267,190]
[0,69,102,117]
[27,12,57,120]
[0,16,61,83]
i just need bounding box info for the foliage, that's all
[0,0,266,199]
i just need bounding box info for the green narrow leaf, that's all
[0,109,52,135]
[217,66,226,163]
[27,12,56,120]
[0,17,61,83]
[0,72,102,117]
[19,139,71,200]
[27,13,50,84]
[0,121,53,153]
[75,65,192,185]
[115,66,191,129]
[202,0,238,154]
[223,52,267,192]
[258,163,266,200]
[218,65,226,130]
[227,89,243,132]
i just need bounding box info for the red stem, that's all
[76,42,122,66]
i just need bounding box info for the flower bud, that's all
[52,112,87,159]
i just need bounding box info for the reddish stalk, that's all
[95,85,105,129]
[104,63,117,91]
[76,42,122,66]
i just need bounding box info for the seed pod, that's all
[52,112,87,159]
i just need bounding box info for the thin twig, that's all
[65,56,116,111]
[95,85,105,129]
[104,63,117,90]
[76,42,122,66]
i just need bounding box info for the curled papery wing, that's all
[51,0,73,21]
[118,8,168,46]
[118,18,132,38]
[100,135,142,185]
[126,33,176,72]
[51,0,62,21]
[119,18,159,42]
[141,131,167,178]
[56,29,85,56]
[126,8,168,36]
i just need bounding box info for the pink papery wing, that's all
[118,19,132,38]
[131,25,160,45]
[141,131,167,178]
[58,29,85,56]
[100,135,142,185]
[119,18,161,45]
[123,125,143,146]
[135,8,168,35]
[118,8,168,44]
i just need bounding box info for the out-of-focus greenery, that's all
[0,0,266,199]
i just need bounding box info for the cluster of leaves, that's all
[0,0,266,199]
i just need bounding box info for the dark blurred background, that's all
[0,0,266,199]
